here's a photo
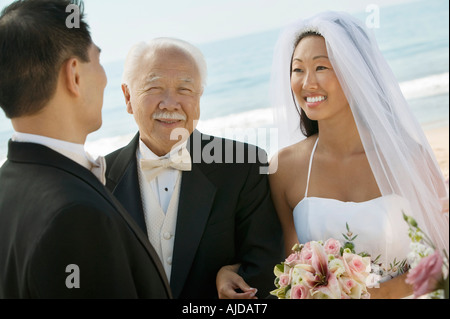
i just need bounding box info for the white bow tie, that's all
[140,148,192,182]
[86,152,107,185]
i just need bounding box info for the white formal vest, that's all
[137,168,181,282]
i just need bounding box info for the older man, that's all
[105,38,284,299]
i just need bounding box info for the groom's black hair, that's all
[0,0,92,118]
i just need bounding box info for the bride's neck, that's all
[317,114,364,157]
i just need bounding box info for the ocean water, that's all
[0,0,448,162]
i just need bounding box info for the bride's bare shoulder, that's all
[269,135,318,176]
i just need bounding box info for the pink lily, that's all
[307,241,342,298]
[311,241,329,277]
[312,271,341,299]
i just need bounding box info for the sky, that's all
[0,0,420,63]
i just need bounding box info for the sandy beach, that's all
[425,125,449,182]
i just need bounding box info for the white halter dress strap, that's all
[304,137,319,198]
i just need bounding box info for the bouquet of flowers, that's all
[270,224,373,299]
[403,213,449,299]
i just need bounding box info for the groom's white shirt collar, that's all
[11,131,106,184]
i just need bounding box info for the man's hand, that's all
[216,264,258,299]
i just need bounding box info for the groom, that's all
[105,38,284,298]
[0,0,170,298]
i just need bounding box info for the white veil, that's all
[270,11,449,256]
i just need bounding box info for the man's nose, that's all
[159,89,181,110]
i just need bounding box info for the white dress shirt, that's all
[137,139,187,213]
[11,132,106,184]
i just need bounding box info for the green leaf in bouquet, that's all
[274,263,284,277]
[274,276,280,289]
[342,223,357,242]
[345,222,354,236]
[402,212,418,227]
[358,251,370,258]
[343,241,355,253]
[397,258,409,275]
[372,254,381,264]
[270,285,290,299]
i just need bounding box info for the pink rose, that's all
[299,242,313,265]
[344,277,356,290]
[290,284,309,299]
[285,252,301,267]
[343,253,370,283]
[348,257,366,273]
[406,251,444,298]
[324,238,341,257]
[279,274,290,287]
[339,276,364,299]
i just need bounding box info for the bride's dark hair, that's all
[290,31,322,137]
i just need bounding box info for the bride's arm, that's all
[269,154,299,257]
[368,272,413,299]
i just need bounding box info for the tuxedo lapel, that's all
[170,130,217,298]
[170,163,216,298]
[106,133,148,235]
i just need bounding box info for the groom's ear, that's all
[122,84,133,114]
[63,58,82,97]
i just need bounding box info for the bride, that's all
[268,11,449,299]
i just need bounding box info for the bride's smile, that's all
[304,95,327,107]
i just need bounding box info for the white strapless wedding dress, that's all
[293,138,411,282]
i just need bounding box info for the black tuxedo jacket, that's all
[0,141,172,299]
[105,130,284,298]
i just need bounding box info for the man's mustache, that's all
[152,111,187,121]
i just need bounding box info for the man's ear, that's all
[63,58,81,97]
[122,84,133,114]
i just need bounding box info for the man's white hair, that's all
[122,37,207,89]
